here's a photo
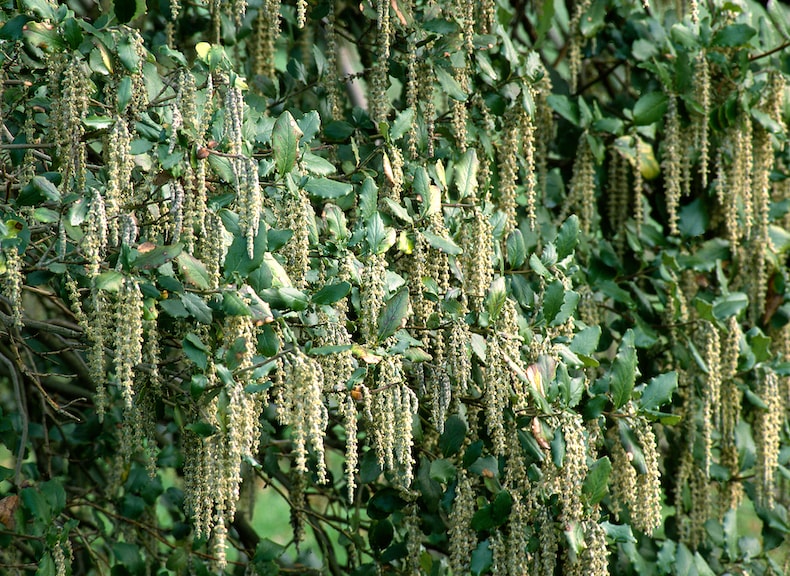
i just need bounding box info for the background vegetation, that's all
[1,0,790,574]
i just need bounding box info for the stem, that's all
[0,143,54,150]
[749,40,790,62]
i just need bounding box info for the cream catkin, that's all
[755,371,782,509]
[662,95,682,235]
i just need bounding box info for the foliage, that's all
[0,0,790,574]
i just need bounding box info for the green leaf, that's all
[712,292,748,321]
[610,330,638,409]
[491,490,513,519]
[434,66,467,101]
[679,197,708,237]
[429,459,456,483]
[369,519,394,551]
[0,465,13,482]
[185,421,217,437]
[309,344,353,356]
[367,213,395,254]
[323,120,355,141]
[312,281,351,305]
[570,325,601,356]
[486,277,507,322]
[224,221,267,279]
[114,0,146,23]
[564,521,585,555]
[302,152,336,175]
[117,35,141,72]
[18,176,60,206]
[272,111,302,175]
[208,154,236,183]
[469,455,498,478]
[712,23,757,47]
[421,230,462,255]
[21,487,50,522]
[506,229,527,268]
[639,372,678,413]
[22,20,64,51]
[0,15,34,41]
[602,521,636,543]
[134,243,183,269]
[551,290,579,326]
[298,110,321,142]
[40,480,66,515]
[579,0,607,37]
[304,177,353,199]
[633,92,668,126]
[454,148,479,199]
[156,45,188,67]
[181,292,213,323]
[176,253,211,289]
[535,0,555,43]
[253,539,287,563]
[258,287,309,311]
[367,488,407,519]
[554,214,579,260]
[390,108,414,141]
[542,280,565,324]
[470,541,493,576]
[546,95,580,126]
[378,288,409,342]
[359,177,379,220]
[439,415,467,456]
[221,291,251,316]
[94,270,125,292]
[529,253,552,278]
[583,456,612,505]
[183,333,209,369]
[159,298,189,318]
[382,198,413,224]
[746,327,771,363]
[678,238,730,271]
[751,109,785,137]
[470,332,487,361]
[632,38,659,61]
[551,426,566,467]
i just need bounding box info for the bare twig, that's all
[0,310,83,338]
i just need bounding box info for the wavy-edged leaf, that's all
[272,111,302,175]
[378,288,410,342]
[633,92,668,126]
[176,252,210,289]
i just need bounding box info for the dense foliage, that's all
[2,0,790,574]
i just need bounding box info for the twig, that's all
[0,143,54,150]
[749,40,790,62]
[0,310,83,338]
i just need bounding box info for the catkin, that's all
[755,371,782,509]
[565,135,596,234]
[2,246,23,330]
[693,52,711,189]
[448,471,477,574]
[662,96,682,235]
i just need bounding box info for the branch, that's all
[0,143,54,150]
[749,40,790,62]
[0,310,83,339]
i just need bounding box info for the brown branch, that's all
[0,143,54,150]
[0,310,83,339]
[749,40,790,62]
